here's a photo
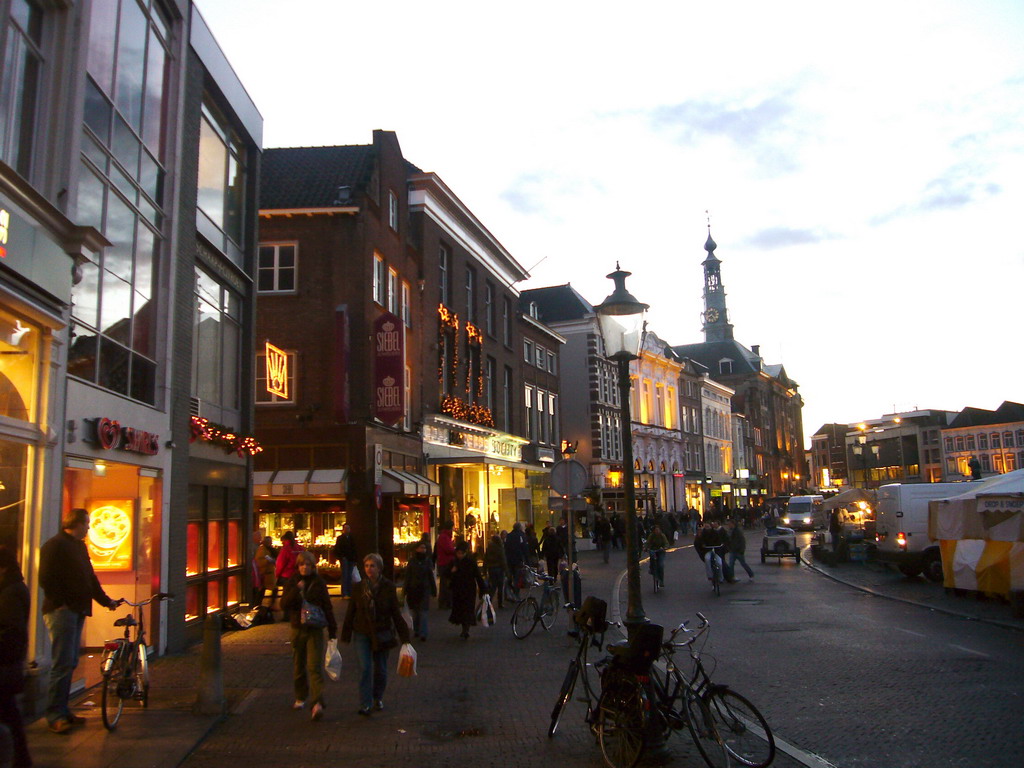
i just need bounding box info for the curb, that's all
[799,545,1024,633]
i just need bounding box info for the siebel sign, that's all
[373,312,404,426]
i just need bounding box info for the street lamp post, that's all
[595,264,649,634]
[853,436,880,489]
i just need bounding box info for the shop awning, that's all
[382,469,440,496]
[253,471,274,496]
[271,470,309,496]
[308,468,347,495]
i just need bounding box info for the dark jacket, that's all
[694,528,729,560]
[403,552,437,603]
[281,571,337,639]
[39,530,115,616]
[504,529,529,569]
[332,532,357,562]
[728,526,747,555]
[594,516,612,543]
[540,530,564,560]
[483,538,509,574]
[0,568,29,673]
[341,577,410,651]
[448,554,486,626]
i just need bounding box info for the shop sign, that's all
[92,417,160,455]
[373,312,404,426]
[86,498,134,571]
[265,341,289,399]
[423,422,524,463]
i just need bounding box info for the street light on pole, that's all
[595,263,649,635]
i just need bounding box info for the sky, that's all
[198,0,1024,446]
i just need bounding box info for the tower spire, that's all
[700,220,733,342]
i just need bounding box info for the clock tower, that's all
[701,228,734,342]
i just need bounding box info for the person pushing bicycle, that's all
[694,522,728,586]
[646,524,669,589]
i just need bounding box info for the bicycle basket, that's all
[574,596,608,633]
[608,622,664,674]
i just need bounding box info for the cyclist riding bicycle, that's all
[694,521,728,585]
[646,524,670,588]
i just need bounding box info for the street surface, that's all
[24,531,1024,768]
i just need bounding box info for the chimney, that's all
[752,345,760,357]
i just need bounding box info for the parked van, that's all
[782,496,824,531]
[875,482,979,582]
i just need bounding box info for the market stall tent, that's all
[928,469,1024,597]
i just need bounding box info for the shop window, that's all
[227,519,241,568]
[227,573,241,607]
[206,578,223,614]
[206,519,223,571]
[185,583,202,622]
[186,521,201,576]
[0,439,28,557]
[0,308,39,421]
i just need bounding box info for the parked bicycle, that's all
[99,592,173,730]
[548,597,611,736]
[512,566,564,638]
[652,613,775,768]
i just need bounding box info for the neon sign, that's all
[0,208,8,258]
[265,341,289,399]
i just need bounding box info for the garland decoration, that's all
[440,395,495,428]
[190,416,264,457]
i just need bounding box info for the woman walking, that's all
[448,541,486,638]
[280,551,336,721]
[540,525,564,579]
[341,553,410,716]
[483,534,509,609]
[403,540,436,641]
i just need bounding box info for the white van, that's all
[874,481,979,582]
[782,495,824,531]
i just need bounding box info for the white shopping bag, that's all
[478,595,490,628]
[324,638,342,681]
[397,643,417,677]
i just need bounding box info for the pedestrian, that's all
[690,506,701,535]
[694,522,727,586]
[280,551,336,721]
[646,524,669,589]
[38,508,120,734]
[539,524,563,580]
[341,553,411,716]
[403,540,436,640]
[447,541,486,639]
[435,522,456,610]
[483,534,509,609]
[524,523,541,568]
[0,546,31,767]
[332,523,357,598]
[252,533,276,607]
[504,522,530,591]
[276,531,303,589]
[611,512,625,549]
[725,519,755,582]
[829,508,844,558]
[711,520,737,582]
[594,513,612,563]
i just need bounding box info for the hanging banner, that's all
[373,311,405,426]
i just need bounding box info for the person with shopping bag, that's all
[341,553,410,716]
[448,541,486,639]
[280,551,336,721]
[403,540,436,641]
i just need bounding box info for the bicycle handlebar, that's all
[117,592,174,608]
[666,613,710,648]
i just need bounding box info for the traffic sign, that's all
[550,459,588,496]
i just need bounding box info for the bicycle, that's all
[647,547,666,593]
[548,598,611,737]
[99,592,173,730]
[653,613,775,768]
[706,544,727,596]
[511,566,563,639]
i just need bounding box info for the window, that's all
[484,282,495,336]
[192,268,242,410]
[548,393,558,446]
[547,351,556,374]
[1006,453,1017,472]
[993,454,1004,473]
[256,349,296,404]
[465,267,476,323]
[439,245,450,305]
[388,190,399,231]
[955,436,965,451]
[966,435,976,450]
[401,280,411,326]
[1017,430,1024,447]
[387,267,399,314]
[978,433,988,450]
[503,366,513,433]
[197,99,246,263]
[719,359,733,375]
[403,364,411,431]
[655,384,665,426]
[485,357,496,410]
[1004,431,1014,448]
[440,329,454,396]
[257,244,297,293]
[991,433,1001,448]
[373,253,386,305]
[535,345,545,369]
[981,454,991,472]
[0,0,44,179]
[529,301,539,318]
[502,297,512,346]
[523,339,532,362]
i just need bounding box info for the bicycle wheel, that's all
[137,644,150,707]
[712,560,721,597]
[596,676,647,768]
[512,597,538,639]
[101,654,128,730]
[683,686,730,768]
[549,658,578,737]
[706,688,775,768]
[540,588,561,630]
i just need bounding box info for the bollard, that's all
[194,612,225,715]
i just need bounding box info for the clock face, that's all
[705,308,719,322]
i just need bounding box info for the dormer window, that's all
[529,301,539,318]
[719,359,733,375]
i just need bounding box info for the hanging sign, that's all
[373,312,405,426]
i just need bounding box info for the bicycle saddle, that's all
[113,615,138,627]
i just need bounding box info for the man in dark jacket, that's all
[332,523,358,597]
[726,519,755,582]
[1,546,31,766]
[39,509,119,734]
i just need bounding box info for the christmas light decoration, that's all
[190,416,264,457]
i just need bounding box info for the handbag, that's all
[300,599,328,628]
